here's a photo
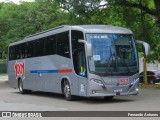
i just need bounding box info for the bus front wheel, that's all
[64,80,74,101]
[104,96,114,100]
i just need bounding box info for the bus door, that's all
[71,30,87,96]
[77,48,87,96]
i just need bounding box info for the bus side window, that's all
[25,41,35,58]
[15,45,20,59]
[34,39,45,57]
[57,31,70,58]
[45,35,57,55]
[20,43,25,59]
[9,46,14,60]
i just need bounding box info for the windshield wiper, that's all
[106,47,117,75]
[123,59,131,75]
[120,48,132,75]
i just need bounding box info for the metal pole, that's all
[143,57,148,84]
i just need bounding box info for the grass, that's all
[0,74,8,76]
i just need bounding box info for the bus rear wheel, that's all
[63,80,74,101]
[18,79,30,94]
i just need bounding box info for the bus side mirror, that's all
[78,39,93,56]
[136,40,150,57]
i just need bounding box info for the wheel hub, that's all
[64,84,70,97]
[19,81,22,92]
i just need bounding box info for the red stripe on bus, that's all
[58,69,72,73]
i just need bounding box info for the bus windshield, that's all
[86,33,138,76]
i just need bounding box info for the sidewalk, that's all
[0,76,8,82]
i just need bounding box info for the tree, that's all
[0,0,160,61]
[56,0,160,61]
[0,0,69,58]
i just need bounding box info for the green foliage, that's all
[0,0,160,62]
[0,1,69,59]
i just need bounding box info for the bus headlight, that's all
[90,78,104,86]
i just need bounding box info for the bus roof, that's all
[71,25,133,34]
[9,25,133,46]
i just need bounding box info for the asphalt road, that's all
[0,76,160,120]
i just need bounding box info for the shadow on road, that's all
[79,97,135,104]
[1,79,137,104]
[12,91,135,104]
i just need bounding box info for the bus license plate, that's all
[113,88,122,93]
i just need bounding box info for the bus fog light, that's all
[90,79,103,86]
[135,88,139,91]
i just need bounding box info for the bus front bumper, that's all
[87,79,139,97]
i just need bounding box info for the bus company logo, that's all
[119,78,129,83]
[14,61,25,79]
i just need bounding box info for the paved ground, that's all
[0,76,160,120]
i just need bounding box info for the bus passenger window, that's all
[57,31,70,58]
[34,39,45,57]
[45,35,57,55]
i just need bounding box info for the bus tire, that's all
[63,80,74,101]
[18,79,30,94]
[104,96,114,100]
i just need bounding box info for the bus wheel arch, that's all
[18,77,21,87]
[61,78,66,94]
